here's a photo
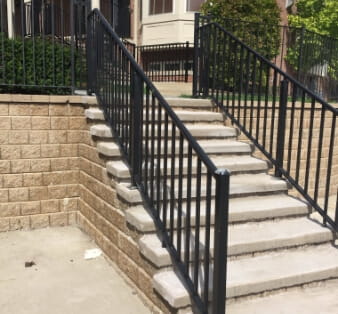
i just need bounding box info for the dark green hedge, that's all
[0,33,83,94]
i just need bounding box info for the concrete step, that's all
[96,141,121,157]
[126,194,309,233]
[97,140,252,159]
[117,173,289,204]
[85,108,105,120]
[86,107,223,123]
[139,217,333,267]
[153,244,338,308]
[90,124,112,138]
[165,97,214,111]
[90,123,237,140]
[227,278,338,314]
[143,109,223,123]
[106,155,268,180]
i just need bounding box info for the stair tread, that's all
[106,155,268,179]
[140,217,333,267]
[126,194,309,232]
[96,141,120,156]
[227,278,338,314]
[85,108,105,120]
[117,173,288,203]
[153,244,338,307]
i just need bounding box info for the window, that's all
[186,0,205,12]
[149,0,172,15]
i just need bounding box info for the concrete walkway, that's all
[0,227,151,314]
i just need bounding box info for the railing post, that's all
[297,27,305,83]
[193,12,200,97]
[131,70,143,186]
[70,0,75,93]
[275,79,288,177]
[185,41,190,83]
[212,169,230,314]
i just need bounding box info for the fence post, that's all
[297,27,305,83]
[70,0,75,93]
[192,13,200,97]
[275,79,288,177]
[131,70,143,186]
[185,41,189,83]
[212,169,230,314]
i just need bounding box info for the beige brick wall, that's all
[0,95,89,232]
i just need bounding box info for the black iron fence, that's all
[194,14,338,233]
[0,0,89,94]
[218,17,338,101]
[135,42,194,82]
[88,9,229,314]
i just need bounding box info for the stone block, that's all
[0,117,11,129]
[30,159,50,172]
[0,218,9,231]
[69,117,87,130]
[51,117,69,130]
[9,188,29,202]
[49,104,69,116]
[29,131,48,144]
[0,104,9,115]
[48,130,68,144]
[9,104,30,115]
[0,203,20,217]
[9,131,29,144]
[31,117,50,130]
[48,185,67,199]
[50,212,68,227]
[21,201,41,215]
[23,173,42,186]
[11,117,31,129]
[41,144,60,158]
[30,214,50,229]
[3,174,23,188]
[0,189,9,202]
[1,145,21,159]
[21,145,41,158]
[0,160,10,173]
[30,104,49,115]
[9,216,30,230]
[41,199,60,214]
[29,187,48,201]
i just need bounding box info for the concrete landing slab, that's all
[227,279,338,314]
[0,227,151,314]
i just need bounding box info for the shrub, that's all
[0,33,84,94]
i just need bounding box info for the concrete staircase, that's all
[85,97,338,313]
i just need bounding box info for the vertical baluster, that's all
[203,171,212,306]
[193,158,202,293]
[169,124,176,244]
[314,106,325,203]
[304,98,316,193]
[184,145,193,271]
[323,114,336,225]
[177,133,184,259]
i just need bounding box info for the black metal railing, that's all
[135,42,194,82]
[194,14,338,232]
[216,17,338,101]
[0,0,89,94]
[88,9,229,314]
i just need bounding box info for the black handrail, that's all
[87,9,230,314]
[193,14,338,232]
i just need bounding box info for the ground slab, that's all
[0,227,151,314]
[227,279,338,314]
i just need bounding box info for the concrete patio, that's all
[0,227,151,314]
